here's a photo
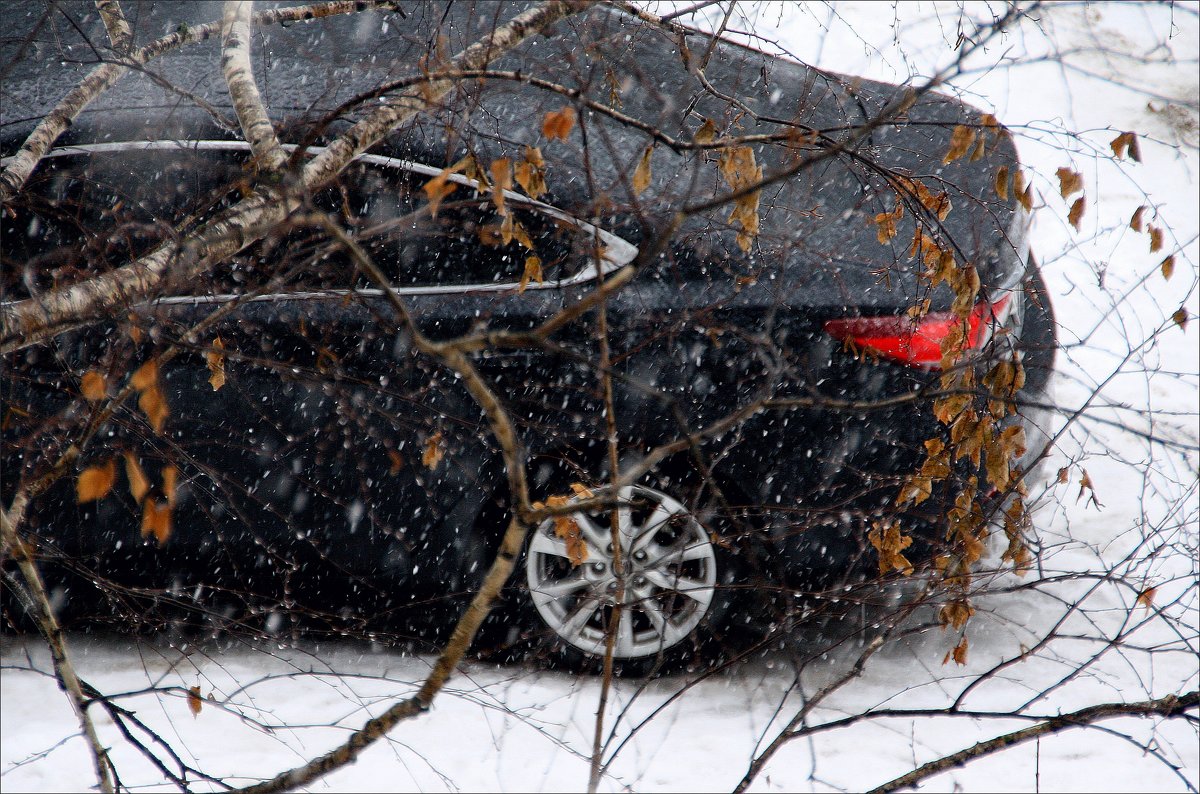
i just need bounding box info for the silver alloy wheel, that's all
[524,485,718,659]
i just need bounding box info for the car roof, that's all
[1,1,1026,312]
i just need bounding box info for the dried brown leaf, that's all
[81,371,107,401]
[1130,205,1147,232]
[632,145,653,197]
[942,124,977,164]
[388,450,404,476]
[1137,586,1157,610]
[1068,196,1086,231]
[206,337,226,392]
[1148,225,1164,253]
[694,118,716,145]
[124,452,149,503]
[141,497,172,544]
[938,600,975,631]
[188,686,203,716]
[489,158,512,216]
[422,431,445,470]
[994,166,1009,201]
[77,460,116,503]
[518,256,543,293]
[138,386,168,435]
[1110,131,1140,161]
[512,146,546,198]
[1173,307,1189,331]
[131,360,158,391]
[874,210,898,244]
[1161,255,1176,281]
[1055,167,1084,199]
[422,169,457,217]
[542,106,576,141]
[943,635,969,666]
[867,521,914,575]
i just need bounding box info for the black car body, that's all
[2,2,1056,665]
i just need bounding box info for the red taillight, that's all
[823,295,1011,369]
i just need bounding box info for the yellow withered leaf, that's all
[131,360,158,391]
[632,145,653,197]
[77,460,116,503]
[694,117,716,145]
[188,686,203,716]
[489,157,512,216]
[1055,167,1083,199]
[531,494,588,565]
[1130,205,1147,232]
[994,166,1009,201]
[422,431,445,470]
[874,210,898,244]
[867,520,914,575]
[478,223,504,247]
[80,371,107,401]
[422,169,458,218]
[518,256,543,293]
[1012,169,1033,212]
[1161,255,1175,281]
[569,482,595,499]
[206,337,226,392]
[942,635,969,666]
[1148,225,1164,253]
[512,146,546,198]
[542,106,576,141]
[123,452,149,503]
[138,386,169,435]
[510,219,534,250]
[939,600,974,631]
[1068,196,1086,231]
[942,125,976,164]
[969,135,986,162]
[141,497,172,544]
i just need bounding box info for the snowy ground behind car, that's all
[3,2,1197,791]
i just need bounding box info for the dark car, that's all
[2,2,1056,669]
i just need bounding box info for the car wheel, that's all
[522,483,736,673]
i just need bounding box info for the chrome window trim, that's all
[2,139,640,306]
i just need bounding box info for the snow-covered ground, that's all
[3,2,1197,792]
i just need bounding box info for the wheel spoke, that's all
[574,511,611,555]
[533,573,590,600]
[643,570,713,602]
[616,485,636,541]
[631,498,684,553]
[639,596,668,634]
[614,605,637,656]
[559,595,601,639]
[529,530,570,559]
[644,540,710,567]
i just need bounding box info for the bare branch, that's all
[221,1,287,172]
[94,0,132,53]
[868,691,1199,794]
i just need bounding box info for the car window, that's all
[1,141,633,300]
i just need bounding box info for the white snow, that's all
[3,3,1197,792]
